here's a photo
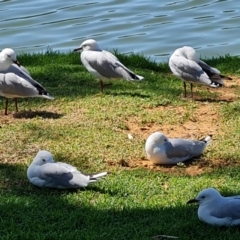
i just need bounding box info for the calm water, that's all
[0,0,239,62]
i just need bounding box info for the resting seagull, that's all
[145,131,211,164]
[27,150,108,189]
[73,39,144,92]
[187,188,240,226]
[169,46,232,97]
[0,48,54,115]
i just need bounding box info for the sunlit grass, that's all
[1,50,240,239]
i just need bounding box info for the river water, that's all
[0,0,239,62]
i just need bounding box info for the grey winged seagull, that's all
[0,48,54,115]
[187,188,240,226]
[145,131,211,164]
[74,39,144,92]
[169,46,232,97]
[27,150,108,189]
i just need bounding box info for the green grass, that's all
[1,50,240,239]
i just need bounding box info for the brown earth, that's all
[117,76,240,176]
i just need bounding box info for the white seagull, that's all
[27,150,108,189]
[168,46,232,97]
[73,39,144,92]
[145,131,211,164]
[187,188,240,227]
[0,48,54,115]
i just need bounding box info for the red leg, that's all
[14,98,18,112]
[5,98,8,115]
[183,82,187,98]
[100,80,104,93]
[190,83,194,98]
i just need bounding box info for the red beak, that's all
[13,60,21,67]
[187,199,198,204]
[73,47,82,52]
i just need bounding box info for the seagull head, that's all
[181,46,199,62]
[0,48,20,66]
[33,150,54,166]
[187,188,222,205]
[146,132,169,147]
[73,39,101,52]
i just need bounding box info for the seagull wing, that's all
[84,50,141,80]
[0,73,39,97]
[165,139,206,159]
[212,198,240,220]
[169,55,212,85]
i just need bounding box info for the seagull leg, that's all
[99,80,112,92]
[100,80,104,93]
[4,98,9,115]
[183,82,187,97]
[190,83,193,98]
[14,98,18,112]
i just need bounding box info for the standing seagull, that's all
[187,188,240,226]
[169,46,232,97]
[145,131,211,164]
[0,48,54,115]
[73,39,144,92]
[27,150,108,189]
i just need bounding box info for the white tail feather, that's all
[39,94,54,100]
[89,172,108,183]
[203,135,211,145]
[136,75,144,80]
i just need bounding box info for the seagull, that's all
[73,39,144,92]
[27,150,108,189]
[0,73,54,115]
[0,48,54,115]
[187,188,240,226]
[145,131,211,164]
[168,46,232,97]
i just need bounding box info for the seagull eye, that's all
[201,196,205,199]
[164,139,167,142]
[7,54,11,58]
[42,159,46,162]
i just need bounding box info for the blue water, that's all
[0,0,239,62]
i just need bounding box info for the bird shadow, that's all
[151,156,202,168]
[13,110,64,119]
[105,91,151,98]
[193,97,235,103]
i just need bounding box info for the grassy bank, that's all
[1,50,240,239]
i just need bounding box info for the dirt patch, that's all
[116,76,240,176]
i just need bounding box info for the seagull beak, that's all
[73,47,82,52]
[187,198,198,204]
[12,60,21,67]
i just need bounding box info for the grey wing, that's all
[3,64,48,93]
[19,65,30,75]
[58,162,78,172]
[87,51,137,80]
[37,163,75,187]
[3,64,33,81]
[169,55,211,85]
[198,60,220,75]
[198,60,224,83]
[0,73,38,97]
[212,199,240,220]
[165,139,205,159]
[38,163,88,188]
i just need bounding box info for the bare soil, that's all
[119,76,240,175]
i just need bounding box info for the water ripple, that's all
[3,11,57,21]
[0,0,239,62]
